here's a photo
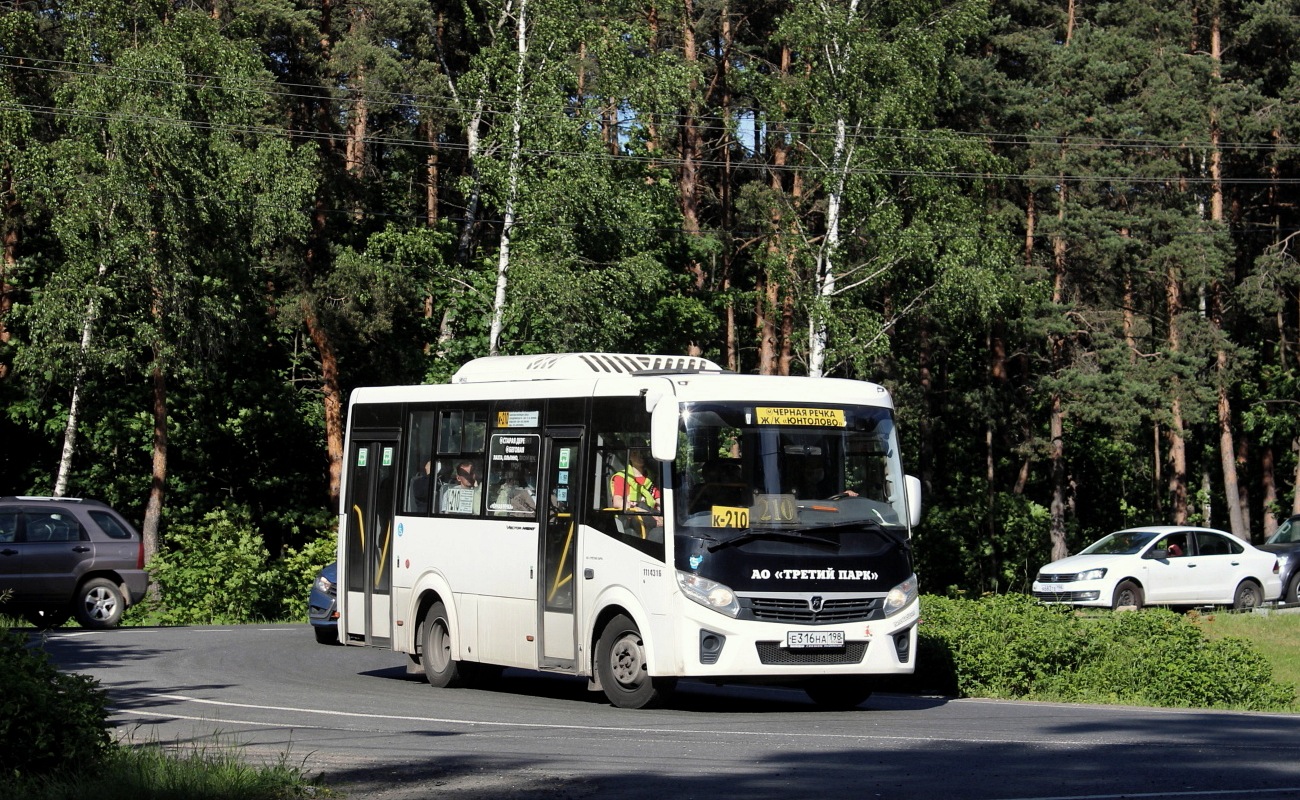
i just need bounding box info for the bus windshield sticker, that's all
[357,448,368,467]
[496,410,541,428]
[754,407,846,427]
[711,506,750,528]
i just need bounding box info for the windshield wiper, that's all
[708,529,839,552]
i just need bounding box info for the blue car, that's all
[309,562,338,644]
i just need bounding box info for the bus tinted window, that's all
[403,410,436,514]
[435,408,488,516]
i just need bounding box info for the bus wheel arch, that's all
[594,611,675,709]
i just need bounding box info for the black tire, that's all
[313,624,339,645]
[1285,572,1300,606]
[421,602,462,688]
[23,607,71,629]
[73,578,125,629]
[1232,580,1263,611]
[804,678,873,710]
[1112,580,1143,610]
[596,614,675,709]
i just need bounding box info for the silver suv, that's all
[0,496,149,628]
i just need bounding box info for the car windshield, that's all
[1079,530,1159,556]
[1266,518,1299,545]
[672,401,909,535]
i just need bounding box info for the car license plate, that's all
[1038,583,1064,593]
[786,630,845,649]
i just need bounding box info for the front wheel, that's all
[1112,580,1143,610]
[597,614,674,709]
[1232,580,1263,611]
[1284,572,1300,605]
[421,602,462,688]
[74,578,125,629]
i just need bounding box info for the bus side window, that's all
[434,408,488,517]
[403,409,436,514]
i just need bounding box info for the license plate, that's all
[786,630,845,649]
[1038,583,1064,593]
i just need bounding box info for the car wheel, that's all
[313,624,339,645]
[73,578,125,629]
[421,601,462,688]
[1112,580,1143,610]
[1232,580,1263,611]
[1285,572,1300,605]
[23,608,72,629]
[804,678,873,710]
[596,614,675,709]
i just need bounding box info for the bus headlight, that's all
[882,575,917,616]
[676,571,740,618]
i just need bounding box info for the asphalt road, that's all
[31,624,1300,800]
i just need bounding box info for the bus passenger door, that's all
[343,435,398,647]
[539,431,583,668]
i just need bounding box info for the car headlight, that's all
[882,575,918,616]
[676,571,740,617]
[1076,568,1107,581]
[315,574,336,596]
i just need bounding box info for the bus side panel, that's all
[581,530,678,677]
[395,517,540,669]
[478,596,537,667]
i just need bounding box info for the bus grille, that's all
[755,641,868,665]
[746,596,880,624]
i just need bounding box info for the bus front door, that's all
[343,435,398,647]
[539,432,583,667]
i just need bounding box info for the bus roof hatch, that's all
[452,353,725,383]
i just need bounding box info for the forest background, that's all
[1,0,1298,598]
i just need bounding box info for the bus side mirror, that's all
[650,398,678,462]
[905,475,922,528]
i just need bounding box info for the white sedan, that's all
[1032,526,1282,610]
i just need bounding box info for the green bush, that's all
[141,507,335,625]
[0,628,110,779]
[914,594,1295,711]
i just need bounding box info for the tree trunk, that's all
[54,263,109,497]
[678,0,705,316]
[141,351,168,574]
[304,295,344,506]
[488,0,529,357]
[1167,261,1189,523]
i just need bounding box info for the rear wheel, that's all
[74,578,125,629]
[597,614,674,709]
[1232,580,1263,611]
[1112,580,1143,610]
[421,602,462,688]
[23,607,71,629]
[804,678,873,710]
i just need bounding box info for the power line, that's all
[4,53,1300,157]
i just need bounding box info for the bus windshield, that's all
[672,402,908,535]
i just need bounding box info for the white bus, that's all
[335,353,922,709]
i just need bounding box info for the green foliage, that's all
[0,629,111,779]
[141,508,335,625]
[915,595,1296,711]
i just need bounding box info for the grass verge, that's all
[1190,608,1300,706]
[0,740,327,800]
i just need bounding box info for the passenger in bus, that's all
[408,460,434,512]
[441,461,482,514]
[492,467,537,517]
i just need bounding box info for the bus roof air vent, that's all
[452,353,726,383]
